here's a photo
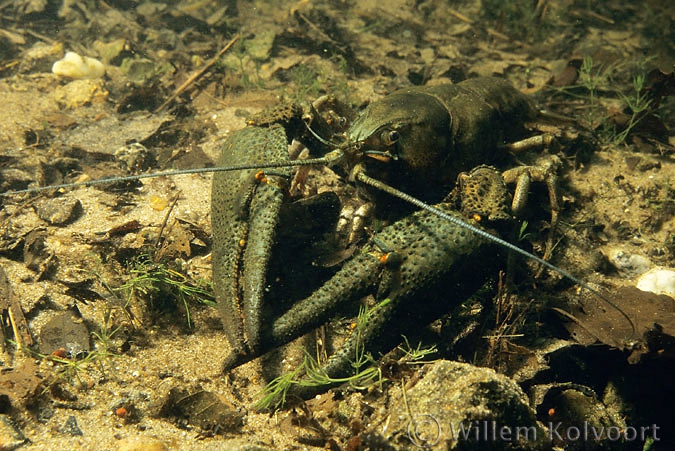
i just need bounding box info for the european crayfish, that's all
[210,77,623,394]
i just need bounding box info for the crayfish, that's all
[210,76,637,394]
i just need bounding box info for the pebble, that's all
[635,267,675,298]
[604,247,652,278]
[0,414,27,450]
[58,415,83,436]
[37,196,82,225]
[52,51,105,79]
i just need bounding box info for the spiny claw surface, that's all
[212,125,291,356]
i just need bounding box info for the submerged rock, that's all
[380,360,550,450]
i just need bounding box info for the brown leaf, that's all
[554,287,675,363]
[549,58,583,87]
[644,69,675,109]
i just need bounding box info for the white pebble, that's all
[636,267,675,298]
[605,247,652,278]
[52,51,105,79]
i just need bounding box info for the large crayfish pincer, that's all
[345,77,537,204]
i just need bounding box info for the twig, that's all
[154,192,180,251]
[570,9,615,25]
[154,33,240,113]
[447,8,474,24]
[22,28,56,44]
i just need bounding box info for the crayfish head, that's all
[345,90,453,203]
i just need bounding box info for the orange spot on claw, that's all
[115,407,128,417]
[255,171,267,183]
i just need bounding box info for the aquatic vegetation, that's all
[116,254,214,328]
[255,300,438,410]
[254,300,390,411]
[559,56,655,148]
[287,63,323,101]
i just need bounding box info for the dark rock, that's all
[36,196,83,225]
[59,415,83,436]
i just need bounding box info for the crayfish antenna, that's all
[303,119,342,148]
[0,158,335,197]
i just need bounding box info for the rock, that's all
[38,311,91,358]
[58,415,83,436]
[0,414,27,450]
[604,247,652,278]
[382,360,550,450]
[52,79,108,109]
[148,379,244,434]
[36,196,82,225]
[635,267,675,298]
[119,58,157,84]
[52,51,105,79]
[530,383,630,450]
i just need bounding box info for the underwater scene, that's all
[0,0,673,449]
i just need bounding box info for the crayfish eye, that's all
[381,129,400,146]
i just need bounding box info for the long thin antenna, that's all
[0,157,332,196]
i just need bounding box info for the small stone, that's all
[52,51,105,79]
[604,247,653,278]
[39,311,91,358]
[0,414,27,450]
[53,79,109,109]
[93,39,128,65]
[58,415,83,436]
[119,58,157,84]
[384,360,550,450]
[636,267,675,298]
[36,196,83,225]
[148,380,244,434]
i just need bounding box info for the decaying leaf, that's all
[554,287,675,363]
[38,311,91,358]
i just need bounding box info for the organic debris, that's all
[554,286,675,362]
